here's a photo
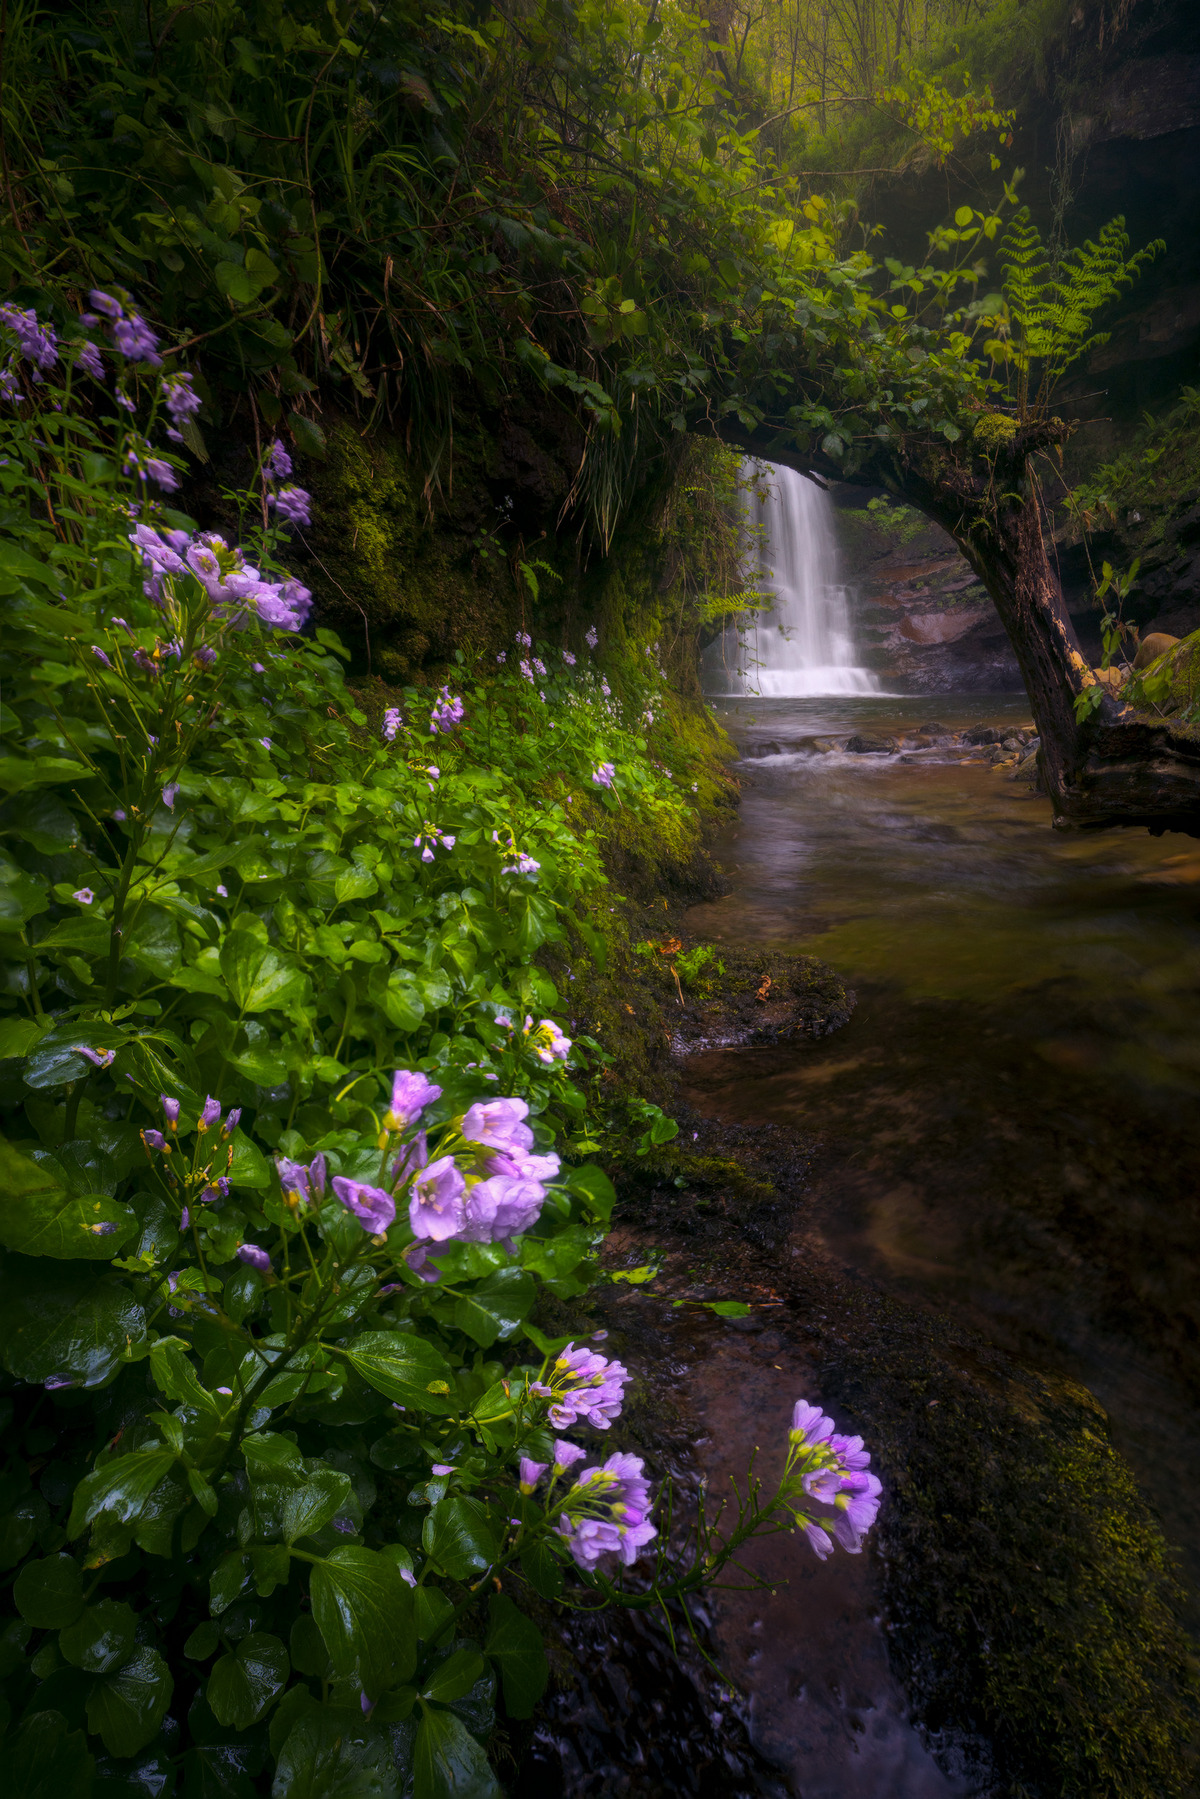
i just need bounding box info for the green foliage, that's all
[990,208,1163,417]
[0,309,837,1796]
[1066,385,1200,542]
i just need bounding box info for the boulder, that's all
[917,721,949,735]
[1133,632,1180,670]
[845,734,896,754]
[962,725,1003,745]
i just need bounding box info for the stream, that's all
[524,693,1200,1797]
[667,694,1200,1792]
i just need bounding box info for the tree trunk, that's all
[713,420,1200,837]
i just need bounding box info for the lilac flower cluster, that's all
[381,707,401,743]
[86,290,162,367]
[160,371,201,441]
[123,432,179,494]
[553,1451,658,1569]
[313,1077,561,1273]
[412,822,456,863]
[586,626,599,649]
[130,524,312,631]
[0,303,59,399]
[540,1341,628,1431]
[525,1016,571,1065]
[430,686,464,734]
[591,762,615,789]
[788,1399,882,1560]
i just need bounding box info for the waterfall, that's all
[703,461,877,697]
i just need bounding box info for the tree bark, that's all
[709,420,1200,837]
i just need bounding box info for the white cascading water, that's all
[703,460,877,697]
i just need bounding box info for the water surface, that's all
[684,698,1200,1616]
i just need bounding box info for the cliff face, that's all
[860,0,1200,681]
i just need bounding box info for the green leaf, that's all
[0,1137,137,1258]
[453,1267,534,1348]
[485,1594,548,1718]
[86,1645,173,1758]
[68,1448,177,1539]
[705,1299,751,1317]
[413,1708,501,1799]
[290,1614,330,1678]
[210,1551,252,1616]
[519,1537,563,1602]
[13,1553,84,1628]
[272,1708,396,1799]
[421,1497,498,1582]
[309,1546,417,1698]
[414,1586,455,1643]
[6,1711,94,1799]
[184,1620,221,1661]
[561,1163,616,1223]
[59,1599,137,1672]
[0,1257,145,1387]
[341,1331,457,1413]
[0,1016,46,1058]
[420,1647,485,1705]
[207,1632,290,1730]
[954,204,974,228]
[280,1466,352,1544]
[219,934,307,1012]
[287,413,327,460]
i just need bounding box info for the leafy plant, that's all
[0,305,881,1793]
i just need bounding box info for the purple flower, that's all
[530,1019,571,1066]
[237,1243,272,1274]
[501,852,540,876]
[222,1107,241,1136]
[431,1463,456,1477]
[113,313,162,366]
[265,440,293,480]
[259,738,272,751]
[585,627,598,648]
[516,631,531,646]
[384,1069,443,1131]
[519,1457,548,1493]
[332,1176,396,1235]
[496,650,506,664]
[552,1440,587,1475]
[179,1207,190,1231]
[460,1175,545,1244]
[408,1156,467,1242]
[91,645,113,668]
[562,649,576,666]
[76,341,104,381]
[790,1400,836,1446]
[429,686,464,734]
[832,1472,883,1552]
[268,484,311,530]
[460,1096,533,1155]
[804,1522,834,1561]
[71,887,94,905]
[545,1343,628,1431]
[161,1095,181,1129]
[194,644,217,667]
[161,371,201,425]
[405,1242,446,1284]
[199,1095,222,1131]
[277,1154,327,1208]
[199,1177,230,1205]
[141,1129,168,1152]
[556,1451,657,1569]
[591,762,615,789]
[74,1045,115,1068]
[89,290,124,319]
[0,304,58,371]
[382,707,401,742]
[481,1148,560,1183]
[162,783,180,810]
[392,1131,428,1186]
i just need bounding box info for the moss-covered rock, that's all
[1122,627,1200,718]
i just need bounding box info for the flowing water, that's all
[702,465,878,698]
[679,699,1200,1752]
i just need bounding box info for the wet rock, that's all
[1133,630,1181,669]
[669,947,856,1053]
[961,725,1004,745]
[917,721,949,735]
[845,733,896,754]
